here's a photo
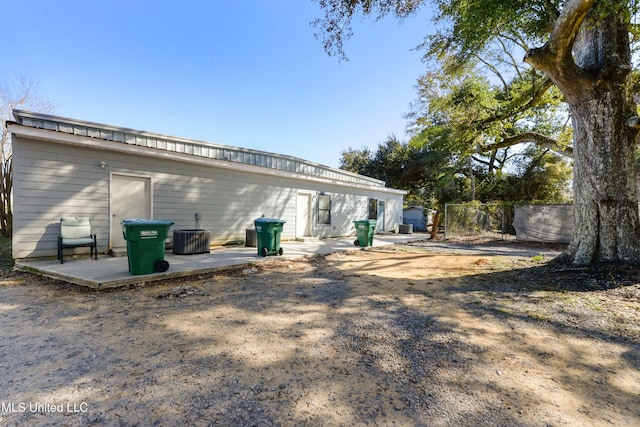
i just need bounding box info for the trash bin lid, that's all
[121,219,175,227]
[254,218,286,224]
[353,219,373,225]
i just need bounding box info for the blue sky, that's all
[3,1,435,168]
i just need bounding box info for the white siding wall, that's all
[13,137,110,259]
[13,136,404,259]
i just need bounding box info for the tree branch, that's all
[524,0,595,82]
[496,37,524,81]
[487,132,574,158]
[548,0,595,60]
[473,53,509,93]
[478,76,554,127]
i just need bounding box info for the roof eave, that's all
[9,123,407,195]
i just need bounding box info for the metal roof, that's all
[11,109,387,188]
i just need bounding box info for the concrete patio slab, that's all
[15,234,427,289]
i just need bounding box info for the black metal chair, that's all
[57,216,97,264]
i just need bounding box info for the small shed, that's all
[8,110,407,259]
[402,206,434,232]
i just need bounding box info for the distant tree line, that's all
[0,75,55,238]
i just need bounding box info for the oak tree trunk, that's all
[526,1,640,265]
[567,92,640,264]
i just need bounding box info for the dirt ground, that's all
[1,243,639,426]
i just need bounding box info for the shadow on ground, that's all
[1,245,639,426]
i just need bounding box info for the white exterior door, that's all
[296,193,312,238]
[377,200,386,232]
[386,199,396,232]
[110,174,151,249]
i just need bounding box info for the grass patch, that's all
[525,309,553,321]
[0,236,13,271]
[531,253,546,263]
[493,306,515,316]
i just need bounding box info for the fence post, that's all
[444,203,449,240]
[500,206,504,240]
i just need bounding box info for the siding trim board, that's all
[10,110,407,260]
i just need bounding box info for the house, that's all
[8,110,406,259]
[402,206,434,232]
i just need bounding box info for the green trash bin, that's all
[254,218,286,257]
[353,219,377,247]
[121,219,174,275]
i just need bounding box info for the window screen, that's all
[318,194,331,225]
[368,198,378,220]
